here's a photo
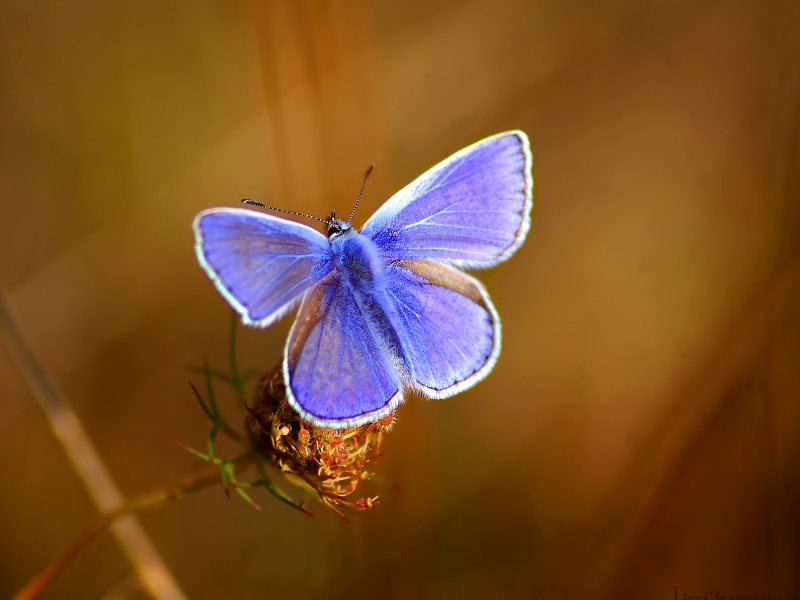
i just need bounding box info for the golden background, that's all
[1,1,799,598]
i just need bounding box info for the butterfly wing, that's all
[385,260,500,397]
[193,208,332,327]
[283,271,406,428]
[360,131,533,268]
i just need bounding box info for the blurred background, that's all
[2,0,800,598]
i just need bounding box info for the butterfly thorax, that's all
[328,230,385,292]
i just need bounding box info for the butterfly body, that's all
[194,131,533,428]
[329,229,386,292]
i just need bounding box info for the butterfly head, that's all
[325,210,353,241]
[325,164,373,241]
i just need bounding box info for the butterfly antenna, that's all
[241,199,330,225]
[348,164,374,224]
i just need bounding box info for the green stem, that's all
[229,311,245,407]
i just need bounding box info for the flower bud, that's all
[246,366,392,515]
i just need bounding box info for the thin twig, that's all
[12,457,252,600]
[0,289,188,600]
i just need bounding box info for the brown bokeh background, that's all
[2,1,800,598]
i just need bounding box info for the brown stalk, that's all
[12,456,253,600]
[0,289,189,600]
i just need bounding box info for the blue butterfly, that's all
[193,131,533,428]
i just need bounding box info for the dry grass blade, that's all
[0,289,187,600]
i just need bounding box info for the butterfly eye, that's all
[327,222,342,238]
[327,220,352,240]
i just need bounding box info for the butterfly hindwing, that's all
[193,208,331,327]
[283,271,406,428]
[361,131,533,268]
[385,260,500,397]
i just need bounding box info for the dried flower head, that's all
[246,366,389,518]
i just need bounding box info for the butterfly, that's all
[193,131,533,428]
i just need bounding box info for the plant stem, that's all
[12,456,253,600]
[229,310,245,408]
[0,289,188,600]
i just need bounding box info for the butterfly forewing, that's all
[361,131,533,268]
[193,208,332,327]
